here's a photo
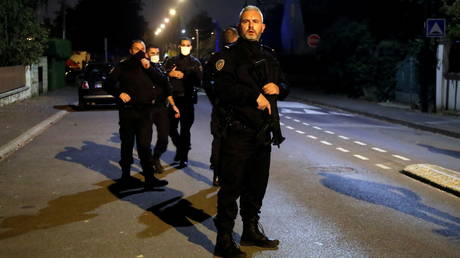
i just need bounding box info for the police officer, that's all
[212,6,289,258]
[164,38,203,168]
[204,26,239,186]
[104,40,168,189]
[146,46,180,173]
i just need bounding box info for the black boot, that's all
[153,158,164,173]
[120,166,132,181]
[214,232,246,258]
[240,221,279,248]
[144,173,168,189]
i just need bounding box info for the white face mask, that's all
[150,55,160,63]
[180,46,191,56]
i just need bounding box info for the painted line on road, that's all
[280,122,285,126]
[285,116,292,119]
[307,135,318,140]
[338,135,350,140]
[353,154,370,161]
[320,141,333,146]
[372,147,387,153]
[324,130,335,135]
[376,164,391,170]
[336,147,350,153]
[286,126,295,130]
[302,122,310,126]
[313,126,322,130]
[354,141,367,146]
[293,119,300,123]
[392,154,411,161]
[296,130,305,134]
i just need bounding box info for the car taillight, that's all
[81,81,89,89]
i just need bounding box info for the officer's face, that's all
[147,48,160,57]
[239,10,265,41]
[129,42,146,56]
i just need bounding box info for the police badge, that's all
[215,59,225,71]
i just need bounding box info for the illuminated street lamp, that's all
[181,29,186,34]
[169,9,176,16]
[160,24,166,29]
[164,18,170,23]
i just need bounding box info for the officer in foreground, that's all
[212,5,289,258]
[104,40,168,189]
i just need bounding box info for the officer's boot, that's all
[240,220,280,248]
[120,166,131,181]
[214,232,246,258]
[143,167,168,190]
[153,158,164,173]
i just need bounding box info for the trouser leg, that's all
[152,107,169,159]
[118,108,136,174]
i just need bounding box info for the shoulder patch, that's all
[215,59,225,71]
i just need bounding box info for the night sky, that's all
[44,0,253,29]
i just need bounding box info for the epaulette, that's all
[261,44,276,54]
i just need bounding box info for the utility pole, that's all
[61,0,67,39]
[195,29,199,58]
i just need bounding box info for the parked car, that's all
[78,63,116,108]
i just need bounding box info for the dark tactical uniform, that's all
[213,38,289,242]
[164,54,203,165]
[104,52,169,187]
[150,61,173,170]
[203,51,225,185]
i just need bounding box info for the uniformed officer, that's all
[146,46,180,173]
[104,40,168,189]
[212,6,289,258]
[164,38,203,168]
[204,26,239,186]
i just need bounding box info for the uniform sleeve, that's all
[214,52,260,107]
[193,59,203,87]
[103,66,122,98]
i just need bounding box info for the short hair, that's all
[239,5,264,23]
[224,27,238,35]
[179,37,192,45]
[147,45,160,50]
[130,39,145,48]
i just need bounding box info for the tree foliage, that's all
[0,0,49,66]
[442,0,460,39]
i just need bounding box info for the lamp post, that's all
[195,29,199,58]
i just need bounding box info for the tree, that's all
[442,0,460,39]
[0,0,49,66]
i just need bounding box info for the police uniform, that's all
[213,38,289,248]
[104,52,168,187]
[164,53,203,166]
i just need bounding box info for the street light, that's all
[169,9,176,16]
[195,28,199,58]
[181,29,186,34]
[164,18,170,23]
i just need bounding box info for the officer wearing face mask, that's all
[164,37,203,168]
[146,46,180,173]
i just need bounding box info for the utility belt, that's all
[119,101,157,109]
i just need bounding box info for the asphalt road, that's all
[0,95,459,257]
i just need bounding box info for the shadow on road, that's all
[417,143,460,160]
[1,139,219,255]
[320,172,460,240]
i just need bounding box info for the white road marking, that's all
[302,122,310,126]
[280,108,305,114]
[280,122,285,126]
[353,155,370,160]
[336,147,350,153]
[372,147,387,153]
[320,141,333,146]
[285,116,292,119]
[392,154,411,161]
[286,126,295,130]
[303,109,328,115]
[375,164,391,170]
[293,119,300,122]
[296,130,305,134]
[329,111,355,117]
[313,126,322,130]
[307,135,318,140]
[324,130,335,134]
[338,135,350,140]
[354,141,367,146]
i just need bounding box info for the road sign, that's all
[426,18,446,37]
[307,34,320,47]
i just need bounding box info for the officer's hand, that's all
[172,105,180,118]
[140,58,151,69]
[257,94,271,115]
[262,82,280,95]
[169,66,184,79]
[119,92,131,103]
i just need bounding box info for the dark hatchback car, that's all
[78,63,116,108]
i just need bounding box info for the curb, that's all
[402,164,460,196]
[0,110,68,162]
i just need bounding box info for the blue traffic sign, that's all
[426,18,446,37]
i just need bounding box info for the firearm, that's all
[253,58,286,148]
